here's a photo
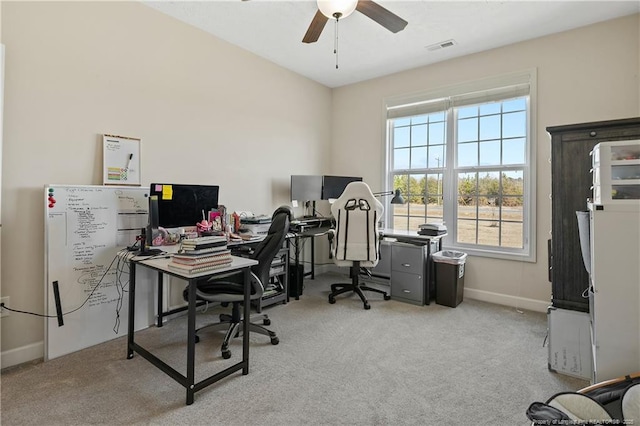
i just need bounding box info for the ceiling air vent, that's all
[426,39,457,52]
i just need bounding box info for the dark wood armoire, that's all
[547,117,640,312]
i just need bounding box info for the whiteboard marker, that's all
[126,153,133,171]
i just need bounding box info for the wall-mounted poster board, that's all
[44,185,155,360]
[103,134,141,186]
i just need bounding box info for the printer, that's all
[239,215,272,236]
[418,222,447,236]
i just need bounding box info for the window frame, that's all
[383,70,537,262]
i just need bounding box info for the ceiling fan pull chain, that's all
[334,17,339,69]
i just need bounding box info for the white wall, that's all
[0,1,331,366]
[330,14,640,310]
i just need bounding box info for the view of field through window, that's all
[389,97,527,249]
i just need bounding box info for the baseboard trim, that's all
[464,288,549,313]
[322,267,549,312]
[1,341,44,369]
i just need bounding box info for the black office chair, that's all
[327,182,390,309]
[183,205,293,359]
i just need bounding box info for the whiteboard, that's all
[102,135,141,186]
[44,185,156,360]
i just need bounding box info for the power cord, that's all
[1,249,130,326]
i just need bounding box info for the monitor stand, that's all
[138,247,163,256]
[138,226,163,256]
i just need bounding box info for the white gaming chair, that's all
[327,181,390,309]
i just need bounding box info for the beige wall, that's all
[330,14,640,309]
[0,1,331,366]
[1,1,638,367]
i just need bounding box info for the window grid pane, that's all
[388,93,529,256]
[455,169,524,248]
[391,111,448,226]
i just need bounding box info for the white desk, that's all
[127,255,258,405]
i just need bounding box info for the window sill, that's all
[442,244,536,263]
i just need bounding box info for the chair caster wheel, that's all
[263,318,271,326]
[328,296,336,304]
[384,295,391,300]
[271,337,279,345]
[195,335,200,343]
[364,303,371,310]
[222,350,231,359]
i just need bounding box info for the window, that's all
[384,71,536,261]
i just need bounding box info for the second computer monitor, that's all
[321,175,363,200]
[290,175,323,202]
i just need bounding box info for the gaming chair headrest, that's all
[272,205,294,221]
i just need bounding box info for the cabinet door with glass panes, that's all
[591,140,640,204]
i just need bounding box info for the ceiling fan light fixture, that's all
[317,0,358,20]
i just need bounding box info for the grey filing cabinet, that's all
[390,242,428,305]
[370,237,441,305]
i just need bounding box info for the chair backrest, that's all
[330,182,383,267]
[250,205,293,288]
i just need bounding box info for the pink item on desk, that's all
[196,220,212,235]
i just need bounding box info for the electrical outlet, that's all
[0,296,9,318]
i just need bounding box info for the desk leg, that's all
[294,235,302,300]
[127,262,136,359]
[242,268,250,375]
[156,271,164,328]
[186,278,197,405]
[310,236,315,279]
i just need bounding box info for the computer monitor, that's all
[290,175,323,201]
[321,175,363,200]
[148,183,220,229]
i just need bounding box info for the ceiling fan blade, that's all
[356,0,408,33]
[302,10,329,44]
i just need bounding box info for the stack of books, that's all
[180,235,228,255]
[168,236,232,274]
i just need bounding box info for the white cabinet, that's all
[588,202,640,382]
[591,140,640,203]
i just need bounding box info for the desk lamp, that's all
[374,189,405,204]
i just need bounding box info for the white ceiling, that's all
[143,0,640,88]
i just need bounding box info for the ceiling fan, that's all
[302,0,408,44]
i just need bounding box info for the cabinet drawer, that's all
[390,270,424,304]
[560,129,640,142]
[391,244,425,275]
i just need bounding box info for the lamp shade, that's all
[317,0,358,19]
[373,189,405,204]
[390,189,405,204]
